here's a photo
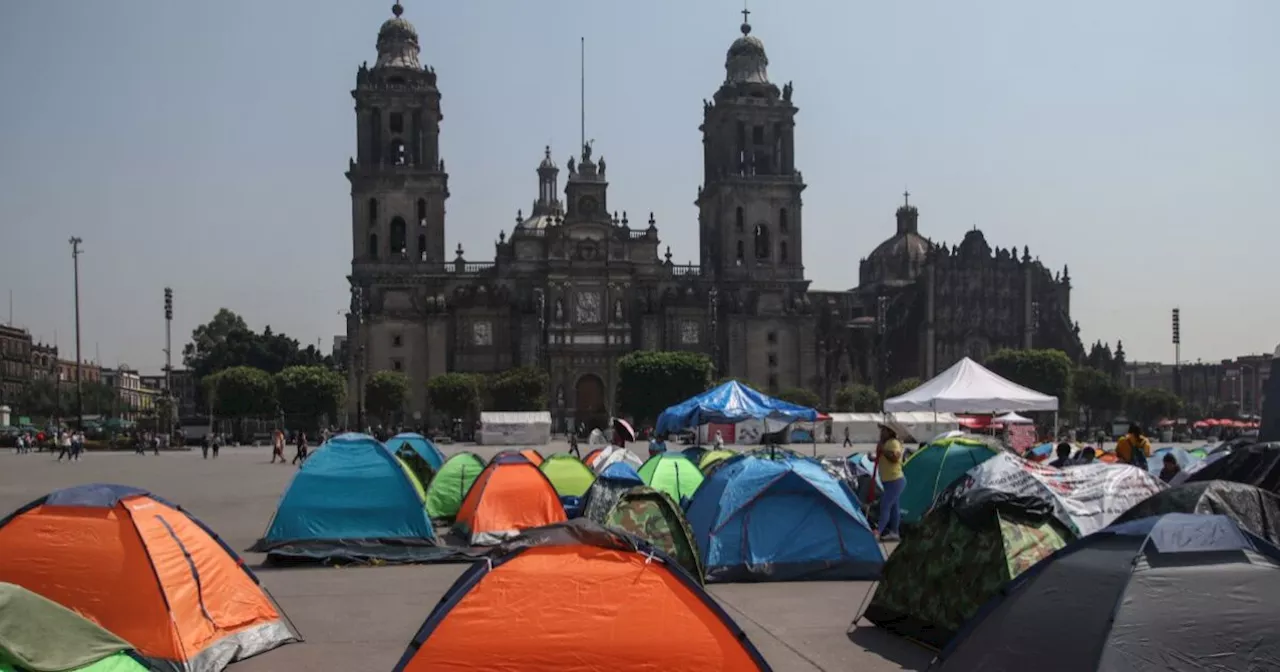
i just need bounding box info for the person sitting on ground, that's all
[1077,446,1097,465]
[1159,453,1181,483]
[1049,442,1074,468]
[1116,423,1152,469]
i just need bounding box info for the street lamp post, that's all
[350,285,367,431]
[68,237,84,429]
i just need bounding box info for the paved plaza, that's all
[0,444,932,671]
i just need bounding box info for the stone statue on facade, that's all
[554,298,565,322]
[783,81,793,102]
[598,156,606,175]
[567,156,575,174]
[614,299,624,321]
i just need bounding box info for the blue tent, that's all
[249,433,444,562]
[685,455,884,582]
[387,432,446,471]
[655,380,820,436]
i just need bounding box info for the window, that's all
[389,112,404,133]
[390,139,407,165]
[736,120,746,146]
[735,207,744,232]
[736,240,745,265]
[779,208,788,232]
[368,233,379,259]
[768,374,779,393]
[767,331,778,344]
[392,334,403,347]
[768,353,778,367]
[390,217,407,254]
[391,359,403,372]
[752,125,765,144]
[416,198,427,224]
[417,234,427,260]
[754,224,771,260]
[368,198,378,225]
[780,240,789,263]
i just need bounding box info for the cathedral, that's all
[345,5,1081,430]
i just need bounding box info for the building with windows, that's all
[343,5,1083,427]
[102,366,144,420]
[0,325,33,407]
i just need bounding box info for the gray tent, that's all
[1112,480,1280,544]
[933,513,1280,671]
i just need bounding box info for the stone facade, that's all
[0,325,33,407]
[344,6,1082,427]
[345,8,818,431]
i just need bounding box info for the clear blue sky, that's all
[1,1,1276,372]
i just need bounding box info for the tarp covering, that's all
[425,453,486,522]
[655,380,819,436]
[935,514,1280,671]
[1,486,298,672]
[0,582,147,672]
[830,412,962,444]
[453,460,566,546]
[477,411,552,446]
[941,452,1165,537]
[605,487,705,582]
[250,433,438,560]
[898,436,1000,524]
[392,519,770,672]
[586,445,643,473]
[686,455,883,582]
[636,454,705,504]
[539,454,597,498]
[1185,442,1280,494]
[1112,480,1280,544]
[580,463,645,525]
[883,357,1058,413]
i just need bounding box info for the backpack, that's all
[1126,437,1149,470]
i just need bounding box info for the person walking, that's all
[211,433,220,459]
[71,430,84,461]
[270,429,286,464]
[55,431,72,462]
[568,431,580,459]
[201,434,210,459]
[843,426,852,448]
[292,432,308,466]
[875,423,907,541]
[1116,423,1152,471]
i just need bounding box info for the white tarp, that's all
[477,411,551,446]
[884,357,1059,414]
[993,412,1034,425]
[829,412,961,444]
[588,445,644,473]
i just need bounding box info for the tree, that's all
[1125,388,1183,426]
[885,377,922,399]
[486,367,548,411]
[276,366,345,426]
[775,387,822,410]
[834,384,880,412]
[1072,366,1125,429]
[208,366,275,418]
[427,373,483,422]
[365,370,411,424]
[617,351,714,425]
[183,309,333,381]
[984,349,1074,408]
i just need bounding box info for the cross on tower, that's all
[903,190,911,207]
[742,5,750,24]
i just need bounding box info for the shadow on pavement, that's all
[846,623,934,671]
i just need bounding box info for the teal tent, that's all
[899,436,1000,524]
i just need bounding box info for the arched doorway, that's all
[574,374,608,433]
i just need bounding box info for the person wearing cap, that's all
[876,423,906,541]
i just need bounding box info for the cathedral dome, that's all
[725,23,770,85]
[375,3,422,69]
[862,200,932,285]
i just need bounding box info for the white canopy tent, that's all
[993,412,1034,425]
[477,411,552,445]
[884,357,1059,414]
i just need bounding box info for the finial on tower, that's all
[392,2,404,17]
[741,2,752,34]
[903,189,911,207]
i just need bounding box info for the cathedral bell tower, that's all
[696,9,805,280]
[348,3,449,266]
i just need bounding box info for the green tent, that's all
[0,582,149,672]
[605,486,705,583]
[394,455,429,504]
[861,505,1070,649]
[898,437,999,524]
[697,449,737,474]
[539,454,597,497]
[637,453,704,503]
[425,452,486,522]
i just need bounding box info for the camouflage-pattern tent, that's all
[860,505,1070,648]
[580,462,645,525]
[605,486,705,582]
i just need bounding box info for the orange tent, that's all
[392,520,770,671]
[0,484,298,672]
[583,447,604,467]
[453,454,566,545]
[492,448,545,466]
